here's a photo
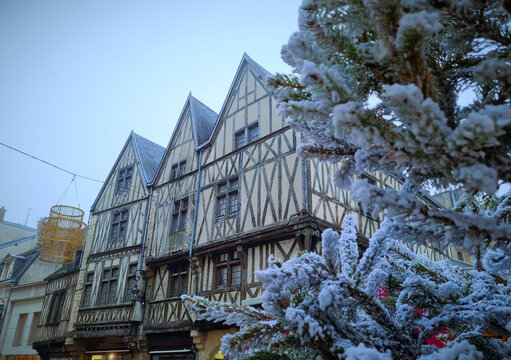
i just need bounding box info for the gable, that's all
[154,105,198,187]
[92,138,148,213]
[204,59,282,163]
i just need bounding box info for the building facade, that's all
[33,54,466,360]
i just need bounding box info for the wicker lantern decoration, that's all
[38,205,86,264]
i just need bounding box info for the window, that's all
[170,198,188,233]
[234,130,246,149]
[171,161,187,180]
[46,291,65,324]
[457,250,465,262]
[116,166,133,194]
[82,272,94,307]
[234,122,259,149]
[248,123,259,143]
[99,267,119,305]
[168,263,188,297]
[216,251,241,288]
[216,178,239,217]
[13,313,27,345]
[111,209,129,240]
[27,312,40,345]
[125,264,137,302]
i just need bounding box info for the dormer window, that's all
[234,122,259,149]
[0,261,12,280]
[116,166,133,194]
[171,161,187,180]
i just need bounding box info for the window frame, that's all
[215,251,242,289]
[170,160,187,180]
[170,197,188,234]
[46,291,66,325]
[99,267,119,305]
[115,166,134,194]
[216,177,239,217]
[82,272,95,307]
[124,264,138,302]
[167,262,188,298]
[110,208,129,241]
[234,121,259,150]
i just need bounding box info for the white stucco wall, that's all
[0,283,46,360]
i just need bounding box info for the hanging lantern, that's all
[38,205,86,264]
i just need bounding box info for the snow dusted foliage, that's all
[186,216,511,359]
[268,0,511,250]
[186,1,511,358]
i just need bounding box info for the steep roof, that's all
[152,94,217,185]
[0,248,39,285]
[189,95,218,147]
[243,52,273,81]
[199,53,273,149]
[132,132,166,185]
[90,132,165,211]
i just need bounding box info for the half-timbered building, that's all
[33,54,469,360]
[62,132,165,359]
[141,54,376,360]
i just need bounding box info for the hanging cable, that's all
[74,176,81,208]
[1,141,151,199]
[57,176,75,205]
[0,141,103,183]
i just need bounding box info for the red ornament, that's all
[377,286,389,298]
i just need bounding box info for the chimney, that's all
[0,207,5,223]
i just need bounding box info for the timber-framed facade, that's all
[33,54,469,360]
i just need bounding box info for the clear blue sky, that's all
[0,0,301,228]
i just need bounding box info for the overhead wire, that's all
[0,141,151,200]
[0,142,103,183]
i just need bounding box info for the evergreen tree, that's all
[187,0,511,358]
[186,215,511,359]
[269,0,511,251]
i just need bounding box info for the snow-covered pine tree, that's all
[186,215,511,359]
[269,0,511,253]
[186,0,511,358]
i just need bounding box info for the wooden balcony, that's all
[145,298,193,330]
[76,303,132,325]
[74,304,134,337]
[33,321,69,344]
